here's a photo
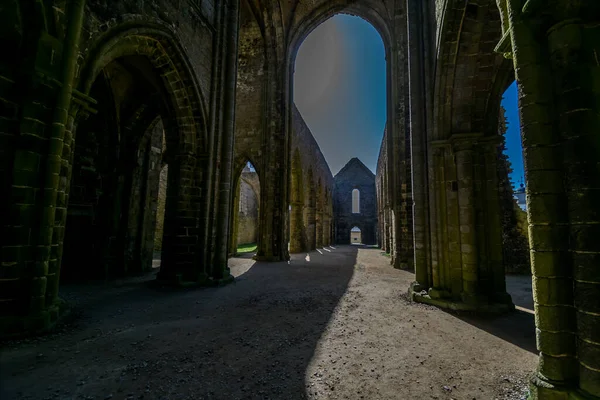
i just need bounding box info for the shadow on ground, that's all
[445,274,536,355]
[0,247,358,400]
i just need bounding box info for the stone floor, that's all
[0,246,537,400]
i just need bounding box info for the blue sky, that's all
[501,81,524,187]
[294,15,386,175]
[294,15,524,186]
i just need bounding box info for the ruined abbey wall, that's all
[236,174,259,246]
[334,159,377,246]
[290,105,335,251]
[0,0,239,336]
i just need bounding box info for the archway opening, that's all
[230,161,260,256]
[499,80,532,314]
[293,14,385,248]
[350,226,362,245]
[152,133,168,268]
[62,55,173,281]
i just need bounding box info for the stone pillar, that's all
[501,1,600,396]
[481,139,508,302]
[306,203,316,250]
[289,199,304,253]
[211,0,239,281]
[316,210,323,248]
[157,154,205,284]
[385,207,392,253]
[322,216,329,247]
[0,0,86,337]
[453,138,479,304]
[411,134,513,312]
[229,178,241,256]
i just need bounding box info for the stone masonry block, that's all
[536,328,576,357]
[574,281,600,314]
[534,305,576,332]
[530,250,572,278]
[529,225,569,252]
[538,352,578,382]
[532,276,574,306]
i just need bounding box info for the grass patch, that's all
[237,243,257,254]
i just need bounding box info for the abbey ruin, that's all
[1,1,599,399]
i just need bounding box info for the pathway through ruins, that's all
[1,246,537,400]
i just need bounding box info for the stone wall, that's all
[154,164,168,252]
[237,174,259,245]
[334,158,377,245]
[0,0,239,336]
[376,126,389,252]
[290,106,334,252]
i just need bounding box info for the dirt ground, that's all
[0,246,537,400]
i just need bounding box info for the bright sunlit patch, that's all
[515,305,534,315]
[323,248,331,252]
[316,249,323,255]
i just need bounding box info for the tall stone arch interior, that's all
[1,1,598,399]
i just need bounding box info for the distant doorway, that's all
[351,226,362,244]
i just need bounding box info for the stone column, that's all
[229,178,241,256]
[157,153,204,284]
[306,203,316,250]
[407,0,432,293]
[411,134,513,311]
[453,136,479,304]
[211,0,239,281]
[385,207,392,254]
[481,138,508,302]
[501,1,600,396]
[316,210,323,249]
[322,216,329,247]
[0,0,86,337]
[289,199,304,253]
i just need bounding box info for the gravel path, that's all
[0,246,537,400]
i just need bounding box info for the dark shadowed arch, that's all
[77,24,208,154]
[433,0,511,140]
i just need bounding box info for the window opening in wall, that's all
[352,188,360,214]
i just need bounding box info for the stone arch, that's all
[287,2,392,68]
[77,24,208,154]
[60,23,211,285]
[323,188,333,247]
[415,0,515,313]
[233,154,262,185]
[433,0,509,140]
[229,158,261,257]
[315,178,324,248]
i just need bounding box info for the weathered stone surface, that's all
[334,158,377,245]
[2,2,600,399]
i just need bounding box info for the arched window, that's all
[352,189,360,214]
